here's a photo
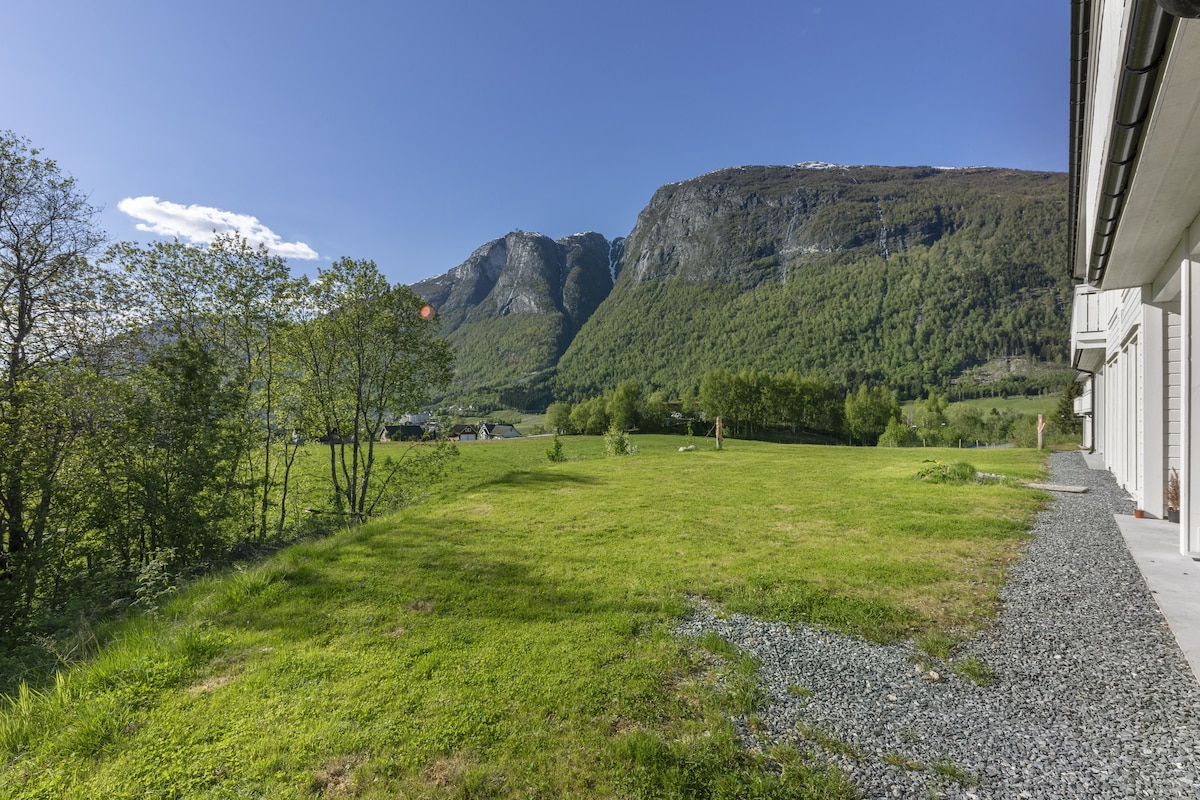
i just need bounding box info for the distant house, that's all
[449,424,478,441]
[379,424,425,442]
[479,422,521,440]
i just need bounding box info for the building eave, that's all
[1104,18,1200,288]
[1071,0,1176,286]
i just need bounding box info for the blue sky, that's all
[5,1,1067,285]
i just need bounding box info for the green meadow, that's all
[944,394,1060,419]
[1,436,1048,799]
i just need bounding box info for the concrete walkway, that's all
[1082,450,1200,682]
[1114,513,1200,683]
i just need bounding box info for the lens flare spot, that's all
[420,304,435,320]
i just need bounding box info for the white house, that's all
[1069,0,1200,556]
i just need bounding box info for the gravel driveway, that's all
[676,451,1200,799]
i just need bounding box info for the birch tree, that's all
[291,258,452,519]
[0,132,106,621]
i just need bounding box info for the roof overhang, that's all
[1102,19,1200,288]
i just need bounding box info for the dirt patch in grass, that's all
[424,753,471,787]
[186,673,235,696]
[312,757,357,796]
[610,716,639,735]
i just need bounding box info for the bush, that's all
[603,426,637,456]
[915,461,976,484]
[877,418,919,447]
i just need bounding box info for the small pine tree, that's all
[546,433,566,463]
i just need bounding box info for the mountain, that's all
[411,230,623,402]
[414,164,1071,406]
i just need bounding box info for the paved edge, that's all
[1113,513,1200,684]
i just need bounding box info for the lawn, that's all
[947,394,1060,418]
[0,436,1048,799]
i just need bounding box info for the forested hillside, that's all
[555,164,1069,400]
[417,164,1071,407]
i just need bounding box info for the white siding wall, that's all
[1099,287,1147,503]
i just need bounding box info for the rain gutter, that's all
[1074,0,1175,285]
[1068,0,1090,282]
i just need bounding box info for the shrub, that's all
[915,461,976,484]
[603,426,638,456]
[877,418,919,447]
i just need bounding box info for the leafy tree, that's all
[913,392,950,445]
[569,396,608,435]
[946,404,987,446]
[698,369,734,425]
[642,388,672,432]
[110,235,303,541]
[0,132,107,626]
[546,433,566,462]
[602,425,636,456]
[607,379,642,431]
[845,385,900,445]
[984,406,1023,444]
[208,235,303,540]
[547,401,574,434]
[696,368,844,439]
[121,335,242,563]
[680,384,699,418]
[290,258,453,518]
[877,417,919,447]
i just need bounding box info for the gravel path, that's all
[676,451,1200,798]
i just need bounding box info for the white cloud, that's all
[117,196,320,260]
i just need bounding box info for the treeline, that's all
[549,369,897,443]
[878,393,1067,448]
[697,369,844,439]
[0,133,452,657]
[546,367,1075,449]
[546,370,845,441]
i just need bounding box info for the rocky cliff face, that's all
[411,230,622,394]
[620,164,976,289]
[413,230,621,335]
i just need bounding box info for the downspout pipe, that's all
[1086,1,1175,284]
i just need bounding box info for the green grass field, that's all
[945,394,1060,418]
[0,436,1048,799]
